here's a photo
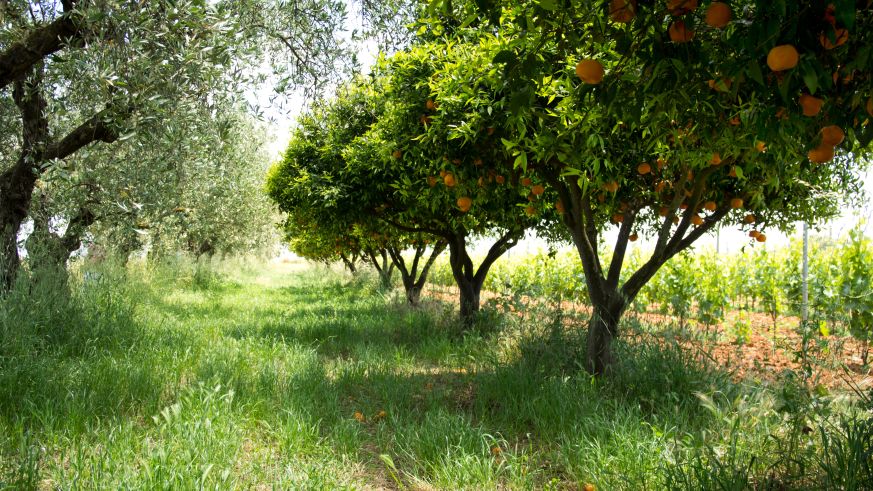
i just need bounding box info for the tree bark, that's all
[0,5,81,90]
[586,297,626,376]
[0,65,120,290]
[541,160,732,375]
[339,252,358,274]
[366,248,394,289]
[446,229,520,323]
[388,240,446,306]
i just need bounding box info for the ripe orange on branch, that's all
[704,201,717,211]
[531,184,545,196]
[575,59,605,84]
[799,94,824,117]
[705,2,731,28]
[766,45,799,71]
[667,0,698,15]
[637,162,651,175]
[808,144,834,163]
[668,20,695,43]
[820,125,845,146]
[730,197,744,209]
[609,0,636,23]
[457,196,472,212]
[710,153,722,166]
[443,173,457,187]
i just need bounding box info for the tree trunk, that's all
[446,229,519,324]
[458,281,481,320]
[339,252,357,274]
[388,240,446,307]
[586,300,625,376]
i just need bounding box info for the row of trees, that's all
[269,0,872,374]
[0,0,413,287]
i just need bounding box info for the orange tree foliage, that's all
[410,0,872,373]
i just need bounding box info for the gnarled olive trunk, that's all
[388,240,446,307]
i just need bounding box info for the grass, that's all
[0,257,870,489]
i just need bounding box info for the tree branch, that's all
[0,11,79,90]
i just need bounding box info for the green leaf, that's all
[537,0,558,11]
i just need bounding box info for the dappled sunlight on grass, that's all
[0,260,869,489]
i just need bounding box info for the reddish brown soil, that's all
[423,284,872,391]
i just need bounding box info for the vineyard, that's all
[429,229,869,344]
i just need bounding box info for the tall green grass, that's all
[0,257,869,489]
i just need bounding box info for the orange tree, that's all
[343,43,563,320]
[413,0,872,373]
[266,83,448,301]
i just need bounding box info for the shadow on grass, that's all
[0,266,751,489]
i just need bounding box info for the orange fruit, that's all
[808,143,834,163]
[755,141,766,152]
[613,213,624,223]
[486,127,495,135]
[691,214,704,226]
[420,115,432,125]
[575,59,605,84]
[820,125,844,146]
[531,184,545,195]
[521,177,532,187]
[439,169,447,177]
[710,153,722,166]
[655,180,668,193]
[491,446,502,456]
[728,166,737,178]
[637,162,651,175]
[743,213,756,224]
[730,197,744,209]
[667,0,698,15]
[457,196,472,212]
[766,45,799,71]
[495,175,505,184]
[603,181,619,193]
[705,2,731,28]
[525,205,536,216]
[443,173,457,187]
[680,202,689,210]
[756,233,767,243]
[819,28,849,50]
[609,0,637,23]
[729,115,741,126]
[704,200,717,211]
[749,230,760,238]
[799,94,824,117]
[425,99,437,111]
[392,150,402,159]
[473,158,483,166]
[669,20,695,43]
[427,176,438,187]
[657,158,667,169]
[708,78,732,91]
[629,233,639,242]
[555,200,565,214]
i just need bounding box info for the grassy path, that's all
[0,260,859,489]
